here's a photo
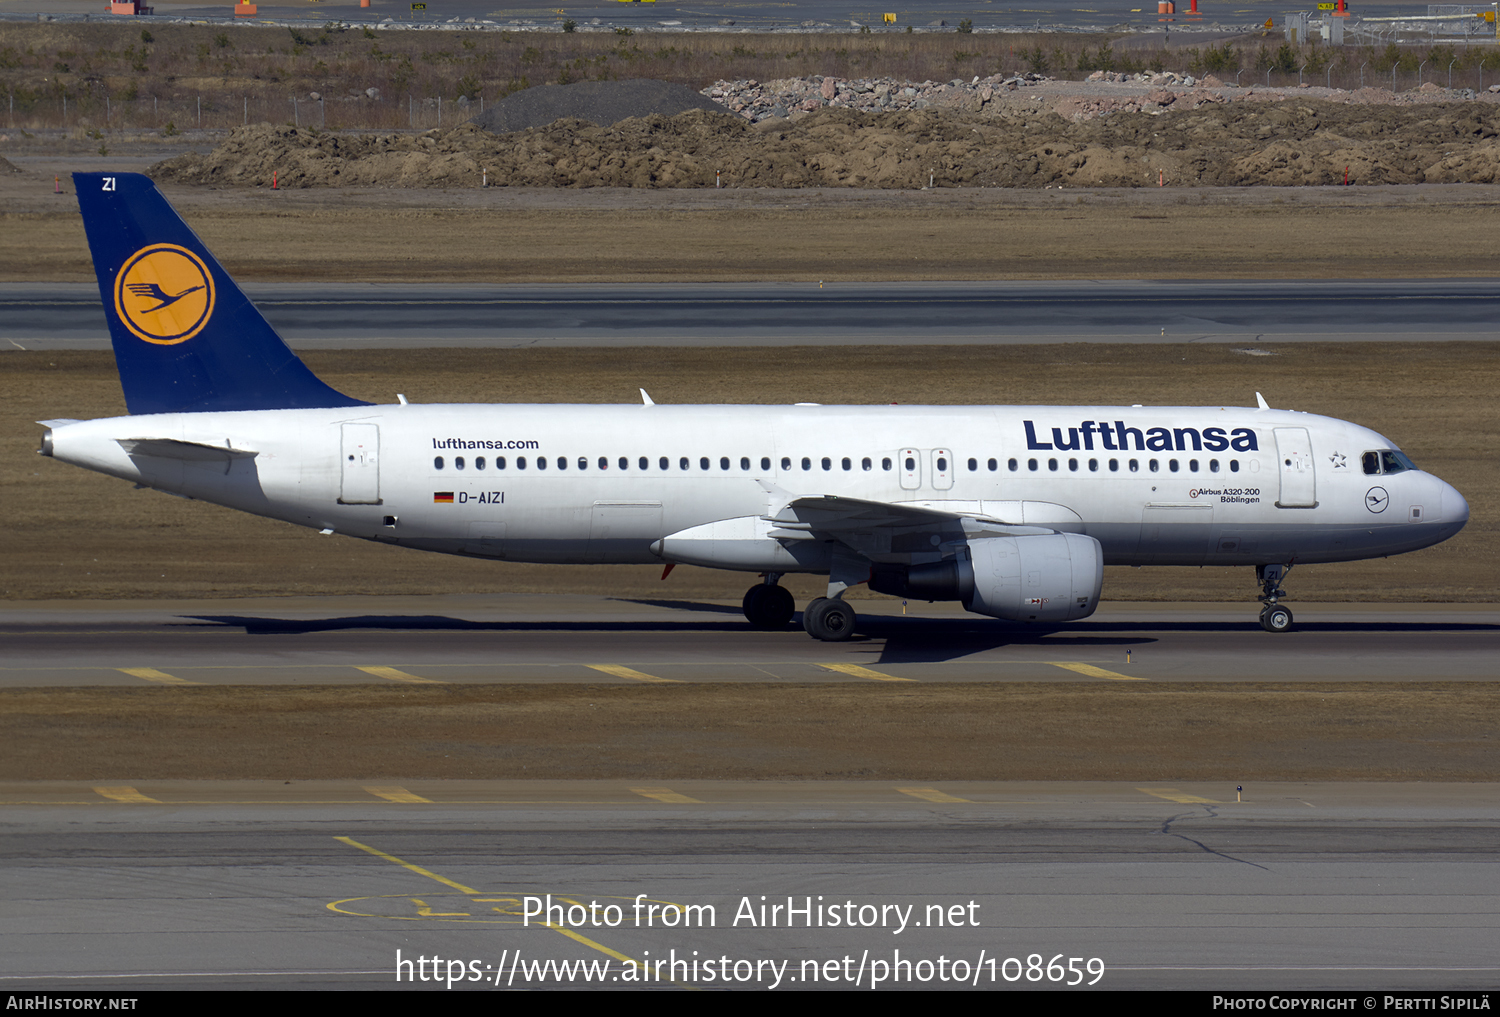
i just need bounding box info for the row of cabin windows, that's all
[1009,456,1241,474]
[434,454,1241,474]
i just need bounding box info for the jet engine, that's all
[870,532,1103,623]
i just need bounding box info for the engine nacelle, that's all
[965,532,1103,623]
[869,532,1103,623]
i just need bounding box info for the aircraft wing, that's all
[767,494,1054,561]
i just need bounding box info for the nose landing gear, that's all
[1256,563,1294,633]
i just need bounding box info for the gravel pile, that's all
[703,72,1048,121]
[468,79,723,132]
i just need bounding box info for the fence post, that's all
[197,95,201,128]
[293,96,299,128]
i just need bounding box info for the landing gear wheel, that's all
[803,597,857,641]
[742,584,795,629]
[1260,605,1293,633]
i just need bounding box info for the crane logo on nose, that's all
[114,244,215,345]
[1365,487,1389,513]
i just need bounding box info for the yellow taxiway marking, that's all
[1050,662,1142,681]
[586,664,682,684]
[629,787,703,804]
[896,787,973,803]
[355,665,444,684]
[336,836,482,894]
[333,837,653,978]
[118,667,197,685]
[1138,787,1221,804]
[93,786,161,803]
[363,785,433,803]
[818,663,916,682]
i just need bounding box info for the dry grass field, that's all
[3,682,1495,781]
[4,343,1494,604]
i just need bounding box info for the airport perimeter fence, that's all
[2,91,492,134]
[5,58,1500,134]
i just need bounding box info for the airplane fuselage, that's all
[45,402,1469,574]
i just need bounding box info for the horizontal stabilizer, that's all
[118,437,258,462]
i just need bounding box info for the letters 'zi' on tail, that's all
[74,172,369,415]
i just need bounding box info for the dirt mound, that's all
[468,78,724,133]
[151,101,1500,189]
[0,155,21,174]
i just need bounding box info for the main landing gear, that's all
[1256,563,1294,633]
[801,596,857,642]
[740,575,859,641]
[742,575,795,630]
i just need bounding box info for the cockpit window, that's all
[1364,449,1417,475]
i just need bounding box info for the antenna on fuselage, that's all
[1255,392,1271,411]
[640,389,655,406]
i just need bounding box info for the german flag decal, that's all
[433,492,454,503]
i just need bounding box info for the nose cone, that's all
[1443,480,1470,531]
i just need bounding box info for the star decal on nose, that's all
[1328,452,1347,469]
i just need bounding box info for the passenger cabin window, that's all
[455,457,465,470]
[822,457,832,471]
[862,457,872,471]
[841,457,851,471]
[988,458,998,472]
[882,458,893,471]
[781,457,792,471]
[968,458,978,472]
[680,457,690,471]
[517,457,527,470]
[476,457,486,470]
[497,457,506,470]
[1008,458,1018,472]
[537,457,547,470]
[640,457,649,470]
[1028,458,1038,471]
[555,456,565,471]
[761,457,771,471]
[578,457,588,470]
[434,456,444,470]
[700,457,710,471]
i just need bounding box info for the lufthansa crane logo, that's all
[113,244,215,345]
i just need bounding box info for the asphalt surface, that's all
[1,596,1495,685]
[6,280,1499,350]
[2,781,1496,991]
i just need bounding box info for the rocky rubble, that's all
[702,72,1049,121]
[151,98,1500,189]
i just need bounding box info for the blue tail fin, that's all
[73,172,369,415]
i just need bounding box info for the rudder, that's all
[73,171,369,415]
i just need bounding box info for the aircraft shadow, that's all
[184,614,757,635]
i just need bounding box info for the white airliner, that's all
[39,173,1470,639]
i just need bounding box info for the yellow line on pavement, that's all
[819,663,917,682]
[363,785,433,803]
[335,836,481,894]
[586,664,682,683]
[356,665,444,684]
[333,838,653,980]
[896,787,973,803]
[1049,662,1142,681]
[628,787,703,804]
[93,786,161,803]
[118,667,197,685]
[1138,787,1221,804]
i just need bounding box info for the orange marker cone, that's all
[272,170,278,190]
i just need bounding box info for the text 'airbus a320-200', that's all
[38,173,1469,639]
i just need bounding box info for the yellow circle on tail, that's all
[114,244,215,345]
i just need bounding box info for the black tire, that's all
[801,597,828,635]
[805,598,857,642]
[1261,605,1293,633]
[743,584,795,629]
